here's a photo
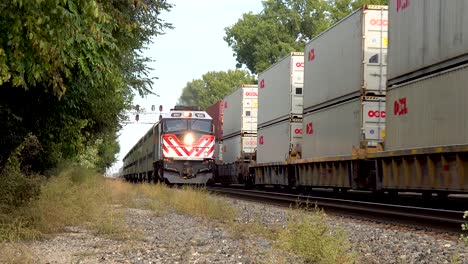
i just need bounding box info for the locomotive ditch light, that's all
[184,133,195,145]
[183,111,192,117]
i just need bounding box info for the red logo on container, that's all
[368,110,386,118]
[370,19,388,26]
[259,136,264,145]
[260,79,265,89]
[245,91,258,96]
[306,122,314,135]
[245,141,256,145]
[296,62,304,68]
[394,97,408,116]
[294,129,302,134]
[308,49,315,62]
[396,0,410,12]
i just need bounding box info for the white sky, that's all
[108,0,263,174]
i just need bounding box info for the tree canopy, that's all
[0,0,172,173]
[178,69,257,110]
[224,0,388,74]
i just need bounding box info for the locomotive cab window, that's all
[164,119,187,132]
[189,119,213,133]
[163,119,213,133]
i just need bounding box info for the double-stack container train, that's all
[211,2,468,196]
[122,106,215,184]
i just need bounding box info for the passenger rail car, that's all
[123,106,216,184]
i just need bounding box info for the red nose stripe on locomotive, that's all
[194,136,216,157]
[162,135,215,158]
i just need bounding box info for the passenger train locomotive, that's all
[122,106,216,185]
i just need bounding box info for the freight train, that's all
[209,3,468,197]
[122,106,216,184]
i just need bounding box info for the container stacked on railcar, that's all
[256,52,304,163]
[274,5,388,191]
[122,106,215,184]
[302,5,388,159]
[252,53,304,186]
[215,85,258,184]
[370,0,468,193]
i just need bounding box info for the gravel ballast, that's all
[4,196,467,263]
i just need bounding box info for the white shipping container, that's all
[257,121,302,163]
[258,52,304,126]
[385,64,468,151]
[302,98,385,159]
[304,6,388,110]
[222,85,258,138]
[222,135,257,164]
[388,0,468,84]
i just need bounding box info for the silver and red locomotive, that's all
[123,106,215,184]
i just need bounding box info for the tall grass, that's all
[276,207,355,264]
[105,181,237,222]
[0,243,36,264]
[0,166,127,242]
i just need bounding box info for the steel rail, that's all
[207,187,466,232]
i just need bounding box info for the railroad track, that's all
[207,187,467,232]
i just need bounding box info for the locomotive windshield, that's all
[163,119,213,133]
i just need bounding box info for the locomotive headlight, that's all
[184,133,194,145]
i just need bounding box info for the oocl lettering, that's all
[260,79,265,89]
[244,141,256,146]
[295,62,304,68]
[245,91,258,97]
[259,136,264,145]
[368,110,386,118]
[370,19,388,26]
[396,0,410,12]
[294,128,302,135]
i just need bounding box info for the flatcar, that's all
[122,106,215,184]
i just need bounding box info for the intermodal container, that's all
[385,64,468,151]
[221,135,257,164]
[222,85,258,138]
[303,5,388,111]
[302,97,386,159]
[206,100,223,140]
[388,0,468,85]
[257,121,302,163]
[258,52,304,126]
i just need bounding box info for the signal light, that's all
[135,114,139,122]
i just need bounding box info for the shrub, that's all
[276,208,356,264]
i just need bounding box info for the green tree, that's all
[0,0,173,172]
[178,69,257,109]
[225,0,388,74]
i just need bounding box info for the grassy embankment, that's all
[0,166,355,263]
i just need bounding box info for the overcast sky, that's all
[109,0,263,174]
